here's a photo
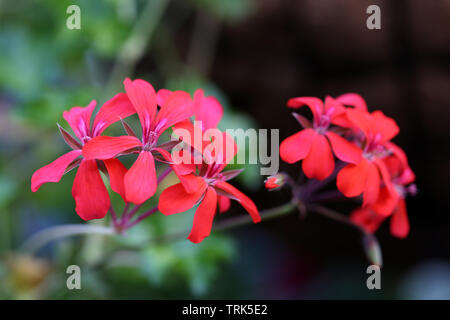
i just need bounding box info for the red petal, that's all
[326,131,362,164]
[385,142,415,182]
[159,181,207,215]
[350,207,385,234]
[194,89,223,130]
[155,90,193,133]
[363,161,381,206]
[103,158,127,201]
[375,159,397,196]
[153,147,201,193]
[63,100,97,140]
[92,93,136,136]
[390,199,409,238]
[324,96,346,117]
[31,150,82,192]
[218,195,231,213]
[179,174,208,194]
[124,78,157,132]
[72,160,110,220]
[330,113,354,128]
[203,131,238,171]
[372,187,399,216]
[346,108,374,140]
[187,187,218,243]
[82,135,142,160]
[286,97,323,124]
[372,111,399,143]
[213,180,261,223]
[302,133,334,180]
[124,151,157,204]
[337,159,369,198]
[173,119,205,155]
[280,128,316,164]
[336,93,368,111]
[156,88,172,106]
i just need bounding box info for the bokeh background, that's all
[0,0,449,299]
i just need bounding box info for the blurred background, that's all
[0,0,449,299]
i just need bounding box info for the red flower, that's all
[158,127,261,243]
[31,94,135,220]
[280,96,362,180]
[351,149,416,238]
[340,107,416,238]
[82,78,194,205]
[337,108,401,207]
[351,197,411,239]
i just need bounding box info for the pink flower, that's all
[280,96,362,180]
[31,94,135,220]
[82,78,194,204]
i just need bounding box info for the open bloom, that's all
[350,153,416,238]
[158,127,261,243]
[82,78,194,205]
[337,108,402,207]
[31,94,135,220]
[280,96,362,180]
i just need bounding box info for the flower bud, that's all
[264,173,287,190]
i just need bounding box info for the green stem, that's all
[215,202,296,232]
[20,202,297,254]
[144,202,298,244]
[307,204,369,236]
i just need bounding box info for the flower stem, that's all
[215,202,297,232]
[121,203,143,226]
[110,206,119,228]
[157,167,172,184]
[144,202,298,244]
[125,206,159,229]
[307,204,369,236]
[119,168,172,227]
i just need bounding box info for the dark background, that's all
[192,0,450,298]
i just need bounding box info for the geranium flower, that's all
[350,179,415,239]
[82,78,194,205]
[280,96,362,180]
[158,127,261,243]
[337,108,401,207]
[31,94,135,220]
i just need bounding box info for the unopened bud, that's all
[264,173,287,190]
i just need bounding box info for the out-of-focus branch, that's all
[187,10,221,75]
[20,224,115,254]
[103,0,170,97]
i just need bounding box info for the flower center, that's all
[143,131,158,151]
[315,114,331,134]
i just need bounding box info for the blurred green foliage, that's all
[0,0,257,299]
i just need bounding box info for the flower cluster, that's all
[31,78,261,243]
[279,93,416,238]
[31,82,416,248]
